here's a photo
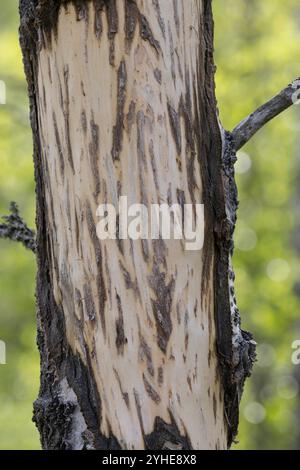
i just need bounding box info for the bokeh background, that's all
[0,0,300,450]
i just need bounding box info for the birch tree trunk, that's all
[19,0,255,450]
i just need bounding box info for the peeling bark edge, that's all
[217,130,256,444]
[201,1,256,447]
[19,0,255,449]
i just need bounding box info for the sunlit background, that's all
[0,0,300,450]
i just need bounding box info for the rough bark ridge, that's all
[19,0,255,449]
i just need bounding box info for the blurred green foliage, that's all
[0,0,299,450]
[214,0,300,450]
[0,0,39,450]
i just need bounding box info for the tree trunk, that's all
[19,0,255,450]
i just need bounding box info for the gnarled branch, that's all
[232,78,300,151]
[0,202,36,253]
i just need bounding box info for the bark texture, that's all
[19,0,255,450]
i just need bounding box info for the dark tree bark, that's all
[19,0,256,450]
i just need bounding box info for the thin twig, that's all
[0,202,36,253]
[232,78,300,151]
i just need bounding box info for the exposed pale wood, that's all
[35,1,226,450]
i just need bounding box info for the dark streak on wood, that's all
[74,0,88,22]
[74,287,84,325]
[125,0,139,42]
[105,0,118,38]
[115,292,127,354]
[140,14,161,55]
[113,369,130,408]
[81,110,87,133]
[152,0,165,39]
[125,0,161,55]
[148,266,175,354]
[133,390,145,436]
[126,100,136,134]
[168,24,176,85]
[85,200,107,335]
[149,140,159,191]
[112,60,127,161]
[83,282,97,322]
[143,374,161,404]
[89,118,101,198]
[52,111,65,178]
[139,336,155,378]
[213,393,217,424]
[105,0,118,65]
[153,68,162,85]
[62,65,75,174]
[136,110,147,169]
[172,0,180,37]
[158,367,164,386]
[94,0,105,39]
[167,101,182,156]
[47,57,52,83]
